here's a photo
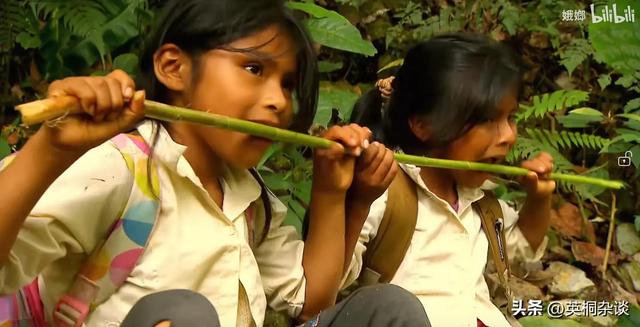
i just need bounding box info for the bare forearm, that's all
[517,195,552,251]
[301,190,346,319]
[343,201,369,273]
[0,129,81,266]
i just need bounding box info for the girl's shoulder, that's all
[50,137,136,196]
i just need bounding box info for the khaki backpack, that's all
[358,169,519,324]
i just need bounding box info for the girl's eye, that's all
[282,77,296,92]
[244,64,263,76]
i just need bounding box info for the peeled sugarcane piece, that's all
[16,96,84,125]
[15,94,625,189]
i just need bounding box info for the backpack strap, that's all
[52,134,161,327]
[472,191,514,314]
[247,168,273,248]
[359,168,418,285]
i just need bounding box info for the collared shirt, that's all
[342,164,547,327]
[0,121,306,327]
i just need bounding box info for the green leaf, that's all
[616,75,637,88]
[0,137,10,160]
[615,304,640,327]
[287,2,377,56]
[377,59,404,74]
[589,0,640,78]
[258,144,283,168]
[292,180,312,205]
[569,108,604,117]
[286,1,332,17]
[318,60,343,73]
[90,70,108,76]
[15,31,40,49]
[315,83,360,126]
[524,128,609,151]
[66,1,145,67]
[499,2,520,35]
[624,98,640,113]
[557,114,602,128]
[262,172,293,192]
[598,74,612,90]
[617,114,640,123]
[518,90,589,122]
[615,128,640,142]
[520,316,588,327]
[112,53,139,76]
[631,145,640,168]
[617,223,640,256]
[559,38,592,75]
[284,199,305,234]
[574,165,609,200]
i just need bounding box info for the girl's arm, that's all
[515,152,556,251]
[0,70,144,268]
[299,124,371,319]
[343,142,397,273]
[0,131,82,266]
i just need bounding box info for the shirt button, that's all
[228,227,236,236]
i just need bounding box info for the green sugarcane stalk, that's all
[144,100,624,190]
[144,100,334,148]
[15,97,625,189]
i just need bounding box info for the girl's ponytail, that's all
[349,77,395,144]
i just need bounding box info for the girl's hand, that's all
[41,70,145,154]
[312,124,372,194]
[349,142,398,206]
[376,76,395,100]
[520,152,556,198]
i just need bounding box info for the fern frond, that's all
[506,136,540,163]
[517,90,589,122]
[559,38,593,75]
[507,136,574,171]
[524,128,610,151]
[0,0,39,50]
[31,0,110,37]
[61,2,109,37]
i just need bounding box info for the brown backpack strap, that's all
[472,191,514,312]
[359,168,418,285]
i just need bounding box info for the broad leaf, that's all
[287,2,377,56]
[315,82,360,126]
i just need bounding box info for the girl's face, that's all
[440,88,519,188]
[184,24,298,168]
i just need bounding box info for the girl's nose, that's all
[263,80,289,114]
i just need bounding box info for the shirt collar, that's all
[399,163,486,212]
[137,120,187,170]
[137,120,261,219]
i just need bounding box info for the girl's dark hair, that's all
[139,0,318,244]
[351,33,523,154]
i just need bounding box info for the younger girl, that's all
[345,33,555,327]
[0,0,428,326]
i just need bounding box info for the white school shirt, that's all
[0,121,306,327]
[342,164,547,327]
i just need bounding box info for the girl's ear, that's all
[153,43,191,94]
[408,116,431,142]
